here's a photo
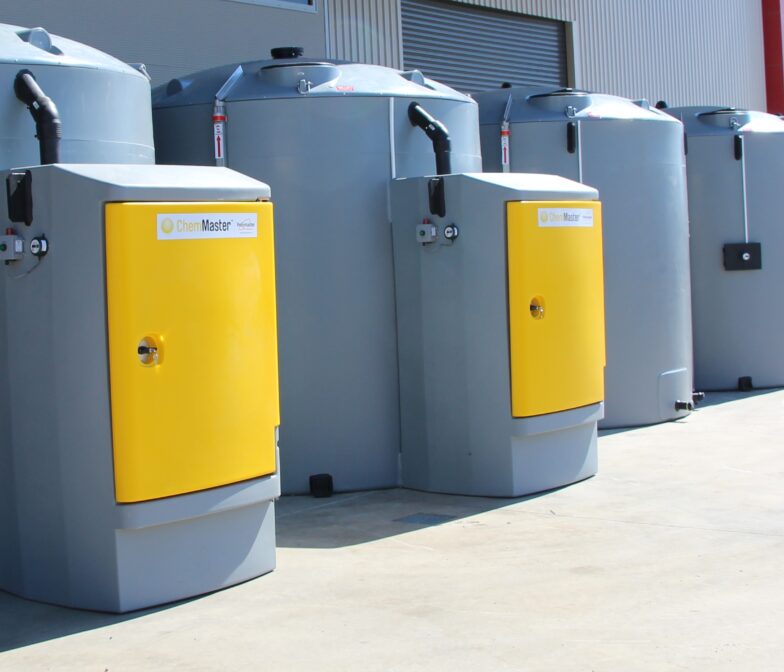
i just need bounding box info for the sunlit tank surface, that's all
[666,106,784,390]
[476,87,694,428]
[0,23,154,167]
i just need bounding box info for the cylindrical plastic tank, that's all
[0,23,154,167]
[664,106,784,391]
[152,51,482,494]
[475,87,694,428]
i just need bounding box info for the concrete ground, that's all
[1,390,782,671]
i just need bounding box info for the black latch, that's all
[734,134,743,161]
[566,121,578,154]
[723,242,761,271]
[428,177,446,218]
[6,170,33,226]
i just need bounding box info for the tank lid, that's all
[152,53,473,107]
[0,22,147,77]
[665,106,784,135]
[474,85,677,125]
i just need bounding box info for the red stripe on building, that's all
[763,0,784,113]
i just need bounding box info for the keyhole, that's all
[138,336,161,366]
[530,296,545,320]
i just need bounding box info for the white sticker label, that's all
[214,123,224,160]
[157,213,258,240]
[537,207,594,228]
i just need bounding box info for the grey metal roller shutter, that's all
[401,0,567,93]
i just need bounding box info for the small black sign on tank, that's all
[723,242,762,271]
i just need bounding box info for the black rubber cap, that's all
[166,78,184,96]
[738,376,753,392]
[271,47,304,60]
[309,473,334,498]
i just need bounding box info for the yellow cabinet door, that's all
[507,201,605,417]
[106,202,279,503]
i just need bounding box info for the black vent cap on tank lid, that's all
[271,47,304,59]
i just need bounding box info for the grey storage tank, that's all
[475,87,695,428]
[664,106,784,391]
[152,50,481,494]
[0,23,154,167]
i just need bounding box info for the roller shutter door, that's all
[401,0,567,93]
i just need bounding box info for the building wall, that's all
[2,0,767,108]
[1,0,327,86]
[328,0,768,109]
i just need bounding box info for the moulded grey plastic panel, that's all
[391,173,601,497]
[152,57,482,494]
[0,165,278,613]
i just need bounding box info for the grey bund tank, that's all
[475,87,694,428]
[665,107,784,391]
[0,23,154,167]
[152,51,482,494]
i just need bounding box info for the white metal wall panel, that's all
[327,0,767,109]
[567,0,765,109]
[400,0,567,92]
[327,0,403,67]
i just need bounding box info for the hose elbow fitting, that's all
[408,102,452,175]
[14,69,62,165]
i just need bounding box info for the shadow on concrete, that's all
[598,425,646,437]
[597,388,784,435]
[0,589,191,653]
[598,416,692,436]
[694,388,783,409]
[0,485,588,650]
[275,485,571,550]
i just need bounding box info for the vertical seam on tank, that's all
[577,120,583,183]
[387,98,396,227]
[740,137,749,242]
[387,188,403,486]
[386,96,402,483]
[389,97,397,180]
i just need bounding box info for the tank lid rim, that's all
[528,87,592,99]
[697,107,748,116]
